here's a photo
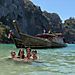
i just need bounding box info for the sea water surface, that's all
[0,44,75,75]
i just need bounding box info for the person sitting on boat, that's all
[18,48,25,59]
[26,47,32,60]
[30,50,37,60]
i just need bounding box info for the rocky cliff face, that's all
[43,11,63,33]
[0,0,28,34]
[63,17,75,43]
[0,0,63,36]
[0,0,75,43]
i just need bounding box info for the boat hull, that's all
[14,37,67,49]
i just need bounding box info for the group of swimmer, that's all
[10,47,38,61]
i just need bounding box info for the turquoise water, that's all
[0,44,75,75]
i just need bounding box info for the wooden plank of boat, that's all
[13,38,67,49]
[13,37,52,49]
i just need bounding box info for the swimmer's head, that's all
[32,50,37,55]
[11,51,16,58]
[26,47,31,53]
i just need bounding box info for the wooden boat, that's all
[12,20,67,49]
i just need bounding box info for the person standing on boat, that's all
[43,29,46,34]
[8,30,13,39]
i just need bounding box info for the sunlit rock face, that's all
[63,18,75,43]
[0,0,62,35]
[42,11,63,33]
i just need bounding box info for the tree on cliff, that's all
[64,17,75,28]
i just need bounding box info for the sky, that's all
[32,0,75,22]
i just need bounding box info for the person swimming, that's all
[11,51,17,59]
[10,49,38,63]
[31,50,37,60]
[18,48,25,59]
[26,47,32,59]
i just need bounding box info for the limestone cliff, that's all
[0,0,62,36]
[0,0,28,34]
[43,11,63,33]
[63,17,75,43]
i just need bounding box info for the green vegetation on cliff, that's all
[63,17,75,43]
[0,22,11,43]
